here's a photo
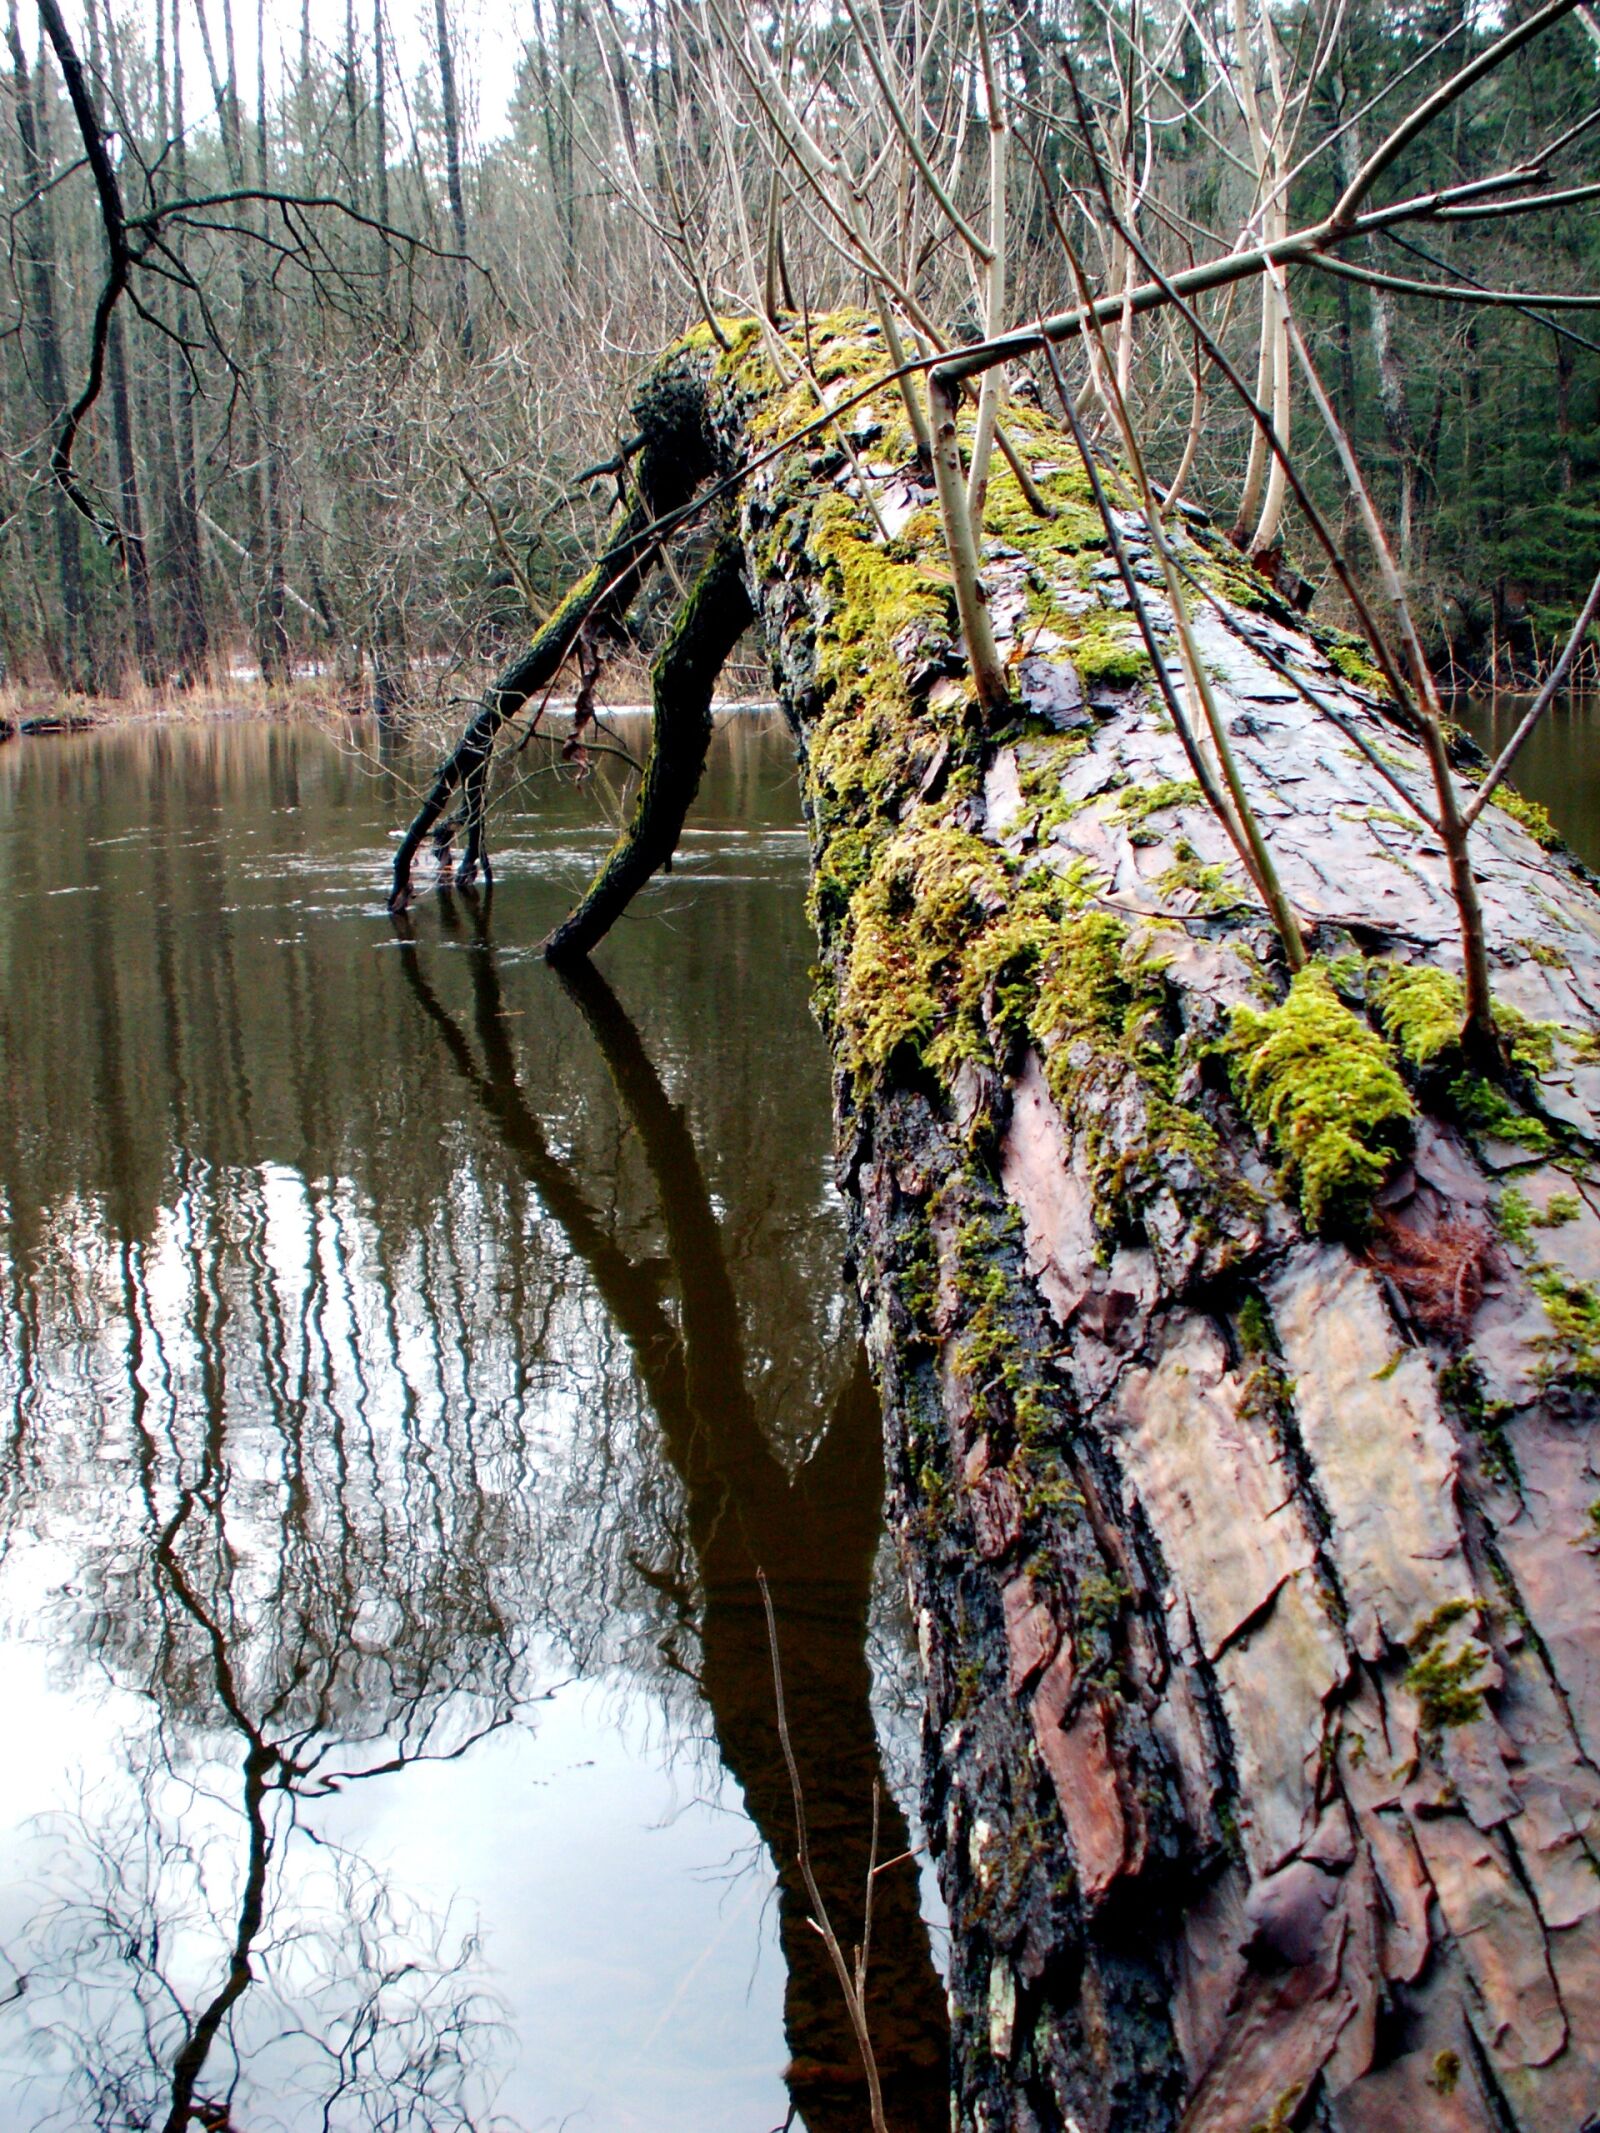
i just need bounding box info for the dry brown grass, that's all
[0,669,355,730]
[0,638,777,740]
[1367,1211,1499,1341]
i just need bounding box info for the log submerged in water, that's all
[427,313,1600,2129]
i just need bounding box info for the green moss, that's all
[1070,612,1150,687]
[1328,638,1389,694]
[938,1206,1080,1481]
[1372,962,1465,1069]
[1033,909,1136,1051]
[1237,1293,1272,1356]
[1404,1601,1487,1732]
[809,334,889,387]
[808,823,877,927]
[837,822,1010,1074]
[1011,733,1092,837]
[1488,784,1560,850]
[1153,842,1248,914]
[1111,779,1202,835]
[1365,804,1423,835]
[678,314,760,366]
[1437,1354,1516,1482]
[807,490,959,813]
[1371,962,1559,1080]
[1248,2085,1305,2133]
[1077,1569,1130,1632]
[1495,1185,1535,1249]
[1076,1568,1131,1684]
[1493,1179,1580,1247]
[1228,967,1414,1232]
[1522,937,1569,970]
[1428,2051,1462,2098]
[1450,1075,1553,1154]
[981,453,1104,558]
[895,1227,940,1331]
[1539,1190,1582,1227]
[1031,915,1248,1232]
[968,896,1084,1054]
[1501,1005,1560,1075]
[1240,1351,1295,1429]
[1531,1264,1600,1383]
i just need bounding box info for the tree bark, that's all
[428,315,1600,2130]
[7,3,93,692]
[145,0,210,684]
[1338,112,1422,576]
[433,0,471,348]
[541,528,753,963]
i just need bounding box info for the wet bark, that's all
[388,350,717,906]
[541,529,754,963]
[430,316,1600,2130]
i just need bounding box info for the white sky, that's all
[71,0,528,150]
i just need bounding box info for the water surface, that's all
[1459,692,1600,867]
[0,716,947,2132]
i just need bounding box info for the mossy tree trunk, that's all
[422,314,1600,2131]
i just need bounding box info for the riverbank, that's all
[0,665,781,738]
[0,672,351,731]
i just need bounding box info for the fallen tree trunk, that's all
[406,314,1600,2130]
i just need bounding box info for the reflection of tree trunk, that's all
[423,318,1600,2129]
[559,958,947,2125]
[396,922,949,2127]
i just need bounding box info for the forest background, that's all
[1,0,1596,716]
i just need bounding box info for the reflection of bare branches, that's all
[11,1776,513,2133]
[0,1082,534,2123]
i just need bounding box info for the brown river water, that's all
[0,714,948,2132]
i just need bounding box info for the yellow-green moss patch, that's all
[1488,785,1560,850]
[1404,1600,1487,1732]
[1327,637,1389,695]
[1228,966,1414,1231]
[1373,962,1466,1069]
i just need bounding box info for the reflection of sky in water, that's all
[0,1628,793,2130]
[0,718,945,2132]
